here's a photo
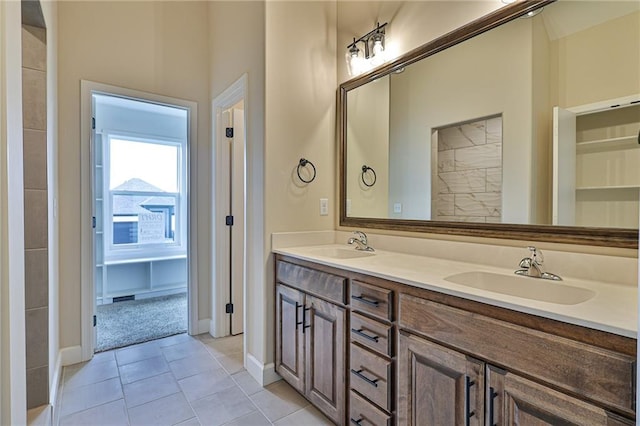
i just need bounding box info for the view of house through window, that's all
[93,92,189,352]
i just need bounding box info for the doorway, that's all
[80,81,198,360]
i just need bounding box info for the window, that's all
[103,134,187,262]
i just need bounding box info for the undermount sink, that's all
[444,271,595,305]
[308,247,375,260]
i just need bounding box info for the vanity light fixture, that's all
[346,22,388,76]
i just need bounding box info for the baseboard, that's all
[246,353,281,387]
[49,351,63,410]
[60,346,82,367]
[197,318,210,335]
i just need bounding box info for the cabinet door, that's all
[305,295,346,424]
[398,331,484,426]
[275,284,305,393]
[487,365,613,425]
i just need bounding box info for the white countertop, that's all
[274,244,637,339]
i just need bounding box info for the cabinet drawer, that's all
[351,281,392,321]
[276,260,346,305]
[350,343,392,412]
[399,293,636,417]
[350,390,391,426]
[351,312,392,357]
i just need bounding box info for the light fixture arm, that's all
[347,21,387,60]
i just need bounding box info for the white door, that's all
[230,106,245,335]
[552,106,577,226]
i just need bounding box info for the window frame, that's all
[102,131,188,263]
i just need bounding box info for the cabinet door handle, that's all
[351,294,380,306]
[489,387,499,426]
[350,418,363,425]
[351,368,379,387]
[302,306,311,333]
[465,376,475,426]
[295,302,303,330]
[351,328,380,342]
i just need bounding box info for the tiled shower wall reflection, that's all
[434,116,502,222]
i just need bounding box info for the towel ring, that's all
[297,158,316,183]
[361,165,377,187]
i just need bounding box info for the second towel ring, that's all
[297,158,316,183]
[361,165,377,187]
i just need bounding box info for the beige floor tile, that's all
[162,339,209,362]
[191,385,256,426]
[231,370,263,396]
[273,406,333,425]
[217,351,244,375]
[123,372,180,408]
[58,399,128,426]
[119,355,169,384]
[60,377,123,417]
[157,332,195,348]
[128,392,195,426]
[175,417,201,426]
[63,359,119,390]
[222,410,271,426]
[203,335,243,358]
[250,380,309,422]
[195,332,215,344]
[169,352,221,380]
[116,340,163,366]
[178,368,236,402]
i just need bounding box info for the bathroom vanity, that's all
[273,246,636,426]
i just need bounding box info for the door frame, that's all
[80,80,198,361]
[211,74,247,338]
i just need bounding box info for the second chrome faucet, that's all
[348,231,375,252]
[515,246,562,281]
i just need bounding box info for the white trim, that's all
[59,346,82,367]
[49,352,63,408]
[246,353,280,387]
[568,94,640,115]
[197,318,211,335]
[211,74,248,338]
[80,81,199,361]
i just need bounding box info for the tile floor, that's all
[55,333,333,426]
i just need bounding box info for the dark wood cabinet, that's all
[275,262,347,425]
[398,332,483,426]
[275,254,637,426]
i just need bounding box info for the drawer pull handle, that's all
[351,328,380,342]
[465,376,475,426]
[489,387,499,426]
[352,294,380,306]
[351,368,379,387]
[350,418,363,425]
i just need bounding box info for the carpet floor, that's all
[96,293,187,352]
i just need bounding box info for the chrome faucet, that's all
[348,231,375,252]
[515,246,562,281]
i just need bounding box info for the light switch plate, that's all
[394,203,402,213]
[320,198,328,216]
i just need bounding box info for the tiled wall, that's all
[22,24,49,409]
[434,116,502,222]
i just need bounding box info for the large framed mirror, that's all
[339,0,640,248]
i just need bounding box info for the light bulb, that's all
[346,41,362,76]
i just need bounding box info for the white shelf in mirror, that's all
[576,135,639,152]
[576,185,640,191]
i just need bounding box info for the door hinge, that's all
[92,216,96,229]
[225,127,234,138]
[225,215,234,226]
[92,117,96,130]
[93,315,97,327]
[225,303,234,314]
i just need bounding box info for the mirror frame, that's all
[339,0,638,249]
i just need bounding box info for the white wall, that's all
[0,1,27,423]
[346,76,389,218]
[58,1,210,350]
[208,1,267,381]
